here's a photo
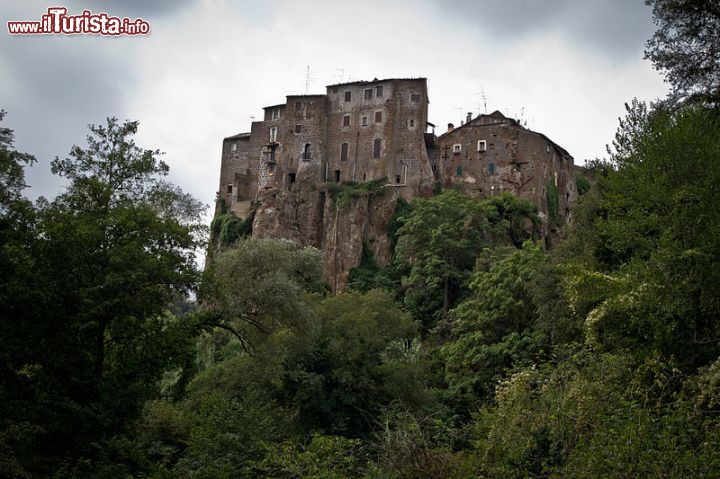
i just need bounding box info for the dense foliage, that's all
[2,2,720,476]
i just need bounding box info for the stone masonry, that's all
[217,78,577,291]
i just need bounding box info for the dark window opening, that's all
[341,142,349,162]
[489,143,495,149]
[288,173,296,189]
[269,145,276,162]
[361,116,368,126]
[302,143,311,160]
[411,93,420,103]
[375,111,382,123]
[295,124,302,133]
[456,166,463,176]
[294,102,302,111]
[396,175,401,184]
[488,162,496,174]
[342,115,350,127]
[373,138,381,159]
[364,89,372,100]
[376,85,383,98]
[334,170,341,182]
[227,184,233,194]
[344,91,351,102]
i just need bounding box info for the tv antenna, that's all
[304,65,317,95]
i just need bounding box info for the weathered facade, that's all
[217,78,576,290]
[431,111,577,225]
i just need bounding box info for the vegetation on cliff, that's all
[1,1,719,476]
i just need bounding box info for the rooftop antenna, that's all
[480,87,488,114]
[304,65,317,95]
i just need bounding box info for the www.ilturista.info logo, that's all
[7,7,150,36]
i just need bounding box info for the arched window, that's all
[302,143,311,160]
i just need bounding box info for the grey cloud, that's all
[0,32,138,198]
[66,0,199,19]
[430,0,655,60]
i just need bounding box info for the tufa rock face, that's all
[216,77,577,292]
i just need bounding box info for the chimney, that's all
[466,112,472,123]
[447,123,454,133]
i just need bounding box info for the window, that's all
[288,172,296,186]
[373,138,381,159]
[396,175,401,184]
[375,111,382,123]
[272,109,280,120]
[227,184,233,194]
[408,118,416,128]
[410,93,420,103]
[334,170,341,182]
[364,89,373,100]
[477,140,487,152]
[269,126,277,143]
[488,162,496,174]
[344,91,352,102]
[376,85,383,98]
[295,124,302,134]
[489,143,495,149]
[340,142,349,162]
[294,102,302,111]
[302,143,311,160]
[452,144,462,153]
[361,116,368,126]
[231,143,237,152]
[342,115,350,127]
[456,166,463,176]
[269,144,276,162]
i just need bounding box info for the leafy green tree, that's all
[441,243,552,410]
[201,238,325,350]
[645,0,720,104]
[395,191,538,330]
[280,289,430,437]
[0,117,206,475]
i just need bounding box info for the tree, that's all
[0,118,206,475]
[395,190,538,331]
[645,0,720,104]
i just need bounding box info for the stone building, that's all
[216,77,576,290]
[430,110,576,225]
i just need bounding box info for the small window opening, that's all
[477,140,487,152]
[396,175,401,184]
[410,93,420,103]
[231,143,238,152]
[344,91,351,102]
[334,170,341,182]
[376,85,383,97]
[453,144,462,153]
[269,126,277,143]
[340,142,349,162]
[456,166,463,176]
[361,116,368,126]
[375,111,382,123]
[364,89,373,100]
[342,115,350,127]
[295,124,302,134]
[373,138,382,159]
[302,143,311,160]
[272,109,280,120]
[488,162,496,174]
[408,118,416,128]
[288,173,296,189]
[227,184,233,194]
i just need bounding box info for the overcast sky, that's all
[2,0,667,220]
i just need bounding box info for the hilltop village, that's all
[217,77,577,290]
